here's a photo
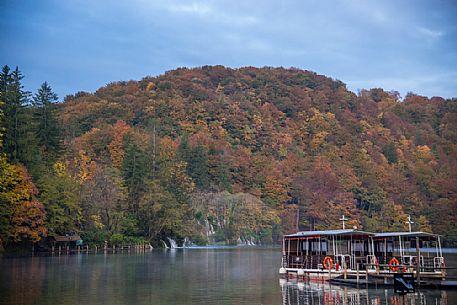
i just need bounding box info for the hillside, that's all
[2,65,457,247]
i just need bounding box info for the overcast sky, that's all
[1,0,457,100]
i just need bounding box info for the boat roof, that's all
[374,231,441,239]
[285,229,374,238]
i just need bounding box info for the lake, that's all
[0,247,456,305]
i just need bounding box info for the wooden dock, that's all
[329,275,457,289]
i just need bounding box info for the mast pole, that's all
[416,236,421,284]
[405,215,414,232]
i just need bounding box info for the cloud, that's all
[166,2,212,15]
[346,72,457,98]
[418,27,444,39]
[2,0,456,99]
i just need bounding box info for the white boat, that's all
[279,229,447,286]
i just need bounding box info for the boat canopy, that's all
[374,231,441,240]
[285,229,374,238]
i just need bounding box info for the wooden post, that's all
[416,236,421,285]
[356,263,360,285]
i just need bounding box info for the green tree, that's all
[122,136,148,214]
[33,82,61,160]
[1,66,31,163]
[138,180,184,241]
[178,136,210,190]
[40,163,81,236]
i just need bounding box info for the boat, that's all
[280,229,377,280]
[279,227,449,287]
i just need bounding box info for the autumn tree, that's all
[0,159,47,247]
[292,157,359,230]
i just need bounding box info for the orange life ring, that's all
[389,257,399,272]
[323,256,333,269]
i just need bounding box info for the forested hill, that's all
[1,65,457,248]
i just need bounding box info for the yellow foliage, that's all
[91,214,105,230]
[146,82,155,91]
[415,145,433,162]
[53,161,67,177]
[310,131,328,150]
[75,150,96,183]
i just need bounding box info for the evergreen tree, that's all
[178,136,209,189]
[0,66,31,164]
[0,66,12,151]
[122,137,148,214]
[33,82,61,160]
[186,145,209,189]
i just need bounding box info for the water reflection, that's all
[0,248,455,305]
[280,280,449,305]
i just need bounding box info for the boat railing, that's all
[282,254,332,270]
[335,254,352,269]
[366,255,378,270]
[375,255,444,273]
[434,257,445,270]
[401,255,420,266]
[282,254,371,271]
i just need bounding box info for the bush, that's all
[81,230,108,246]
[191,234,207,246]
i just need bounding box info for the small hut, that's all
[53,234,83,251]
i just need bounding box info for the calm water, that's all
[0,247,456,305]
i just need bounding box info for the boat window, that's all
[301,240,327,252]
[353,241,364,251]
[387,242,393,252]
[404,241,411,249]
[320,241,327,251]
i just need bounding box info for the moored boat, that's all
[280,228,449,287]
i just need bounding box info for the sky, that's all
[1,0,457,100]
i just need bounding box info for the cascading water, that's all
[167,237,178,249]
[161,240,169,249]
[204,219,216,244]
[182,237,194,248]
[237,235,257,246]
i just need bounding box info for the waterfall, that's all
[167,237,178,249]
[204,219,216,244]
[250,236,257,246]
[237,235,257,246]
[247,237,253,246]
[182,237,194,248]
[237,237,245,246]
[161,240,169,249]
